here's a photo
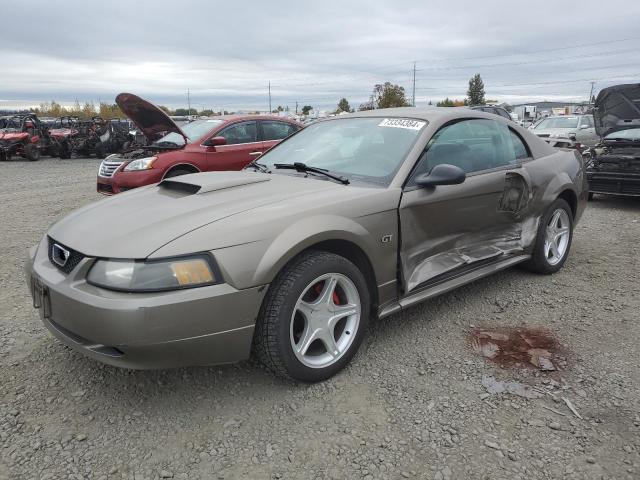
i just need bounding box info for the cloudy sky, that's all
[2,0,640,111]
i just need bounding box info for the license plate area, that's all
[31,275,51,319]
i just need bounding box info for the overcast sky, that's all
[2,0,640,111]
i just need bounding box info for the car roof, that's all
[204,114,302,124]
[321,106,513,124]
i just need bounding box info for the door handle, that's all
[249,151,263,156]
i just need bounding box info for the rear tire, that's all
[253,251,370,382]
[523,198,573,274]
[25,143,40,161]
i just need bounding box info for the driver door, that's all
[399,118,531,293]
[206,120,263,171]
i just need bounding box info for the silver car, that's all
[26,108,588,382]
[530,114,599,148]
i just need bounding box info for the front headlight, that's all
[123,156,157,171]
[87,254,221,292]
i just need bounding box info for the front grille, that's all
[589,180,640,196]
[47,237,85,274]
[98,159,124,178]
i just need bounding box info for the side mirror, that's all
[206,136,227,146]
[414,164,466,188]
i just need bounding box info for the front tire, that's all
[523,198,573,274]
[24,143,40,161]
[253,251,370,382]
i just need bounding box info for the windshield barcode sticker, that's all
[378,118,426,130]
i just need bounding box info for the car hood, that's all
[115,92,187,143]
[48,171,345,258]
[594,83,640,137]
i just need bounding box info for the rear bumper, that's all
[587,170,640,196]
[26,238,267,369]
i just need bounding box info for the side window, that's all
[218,121,257,145]
[408,119,517,184]
[509,129,530,160]
[579,116,594,128]
[262,121,297,141]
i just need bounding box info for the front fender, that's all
[252,215,374,286]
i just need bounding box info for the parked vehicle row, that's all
[0,113,59,161]
[28,107,588,382]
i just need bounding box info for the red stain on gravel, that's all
[470,327,567,370]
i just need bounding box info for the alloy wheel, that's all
[544,208,571,265]
[290,273,361,369]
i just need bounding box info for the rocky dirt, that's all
[1,158,639,480]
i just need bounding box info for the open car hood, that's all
[115,92,187,143]
[594,83,640,138]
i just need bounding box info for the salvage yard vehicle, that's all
[586,83,640,199]
[530,114,599,149]
[27,108,588,382]
[97,93,303,194]
[49,116,111,159]
[0,113,58,161]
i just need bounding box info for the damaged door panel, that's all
[398,117,539,293]
[399,170,534,292]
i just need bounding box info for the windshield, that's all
[535,117,579,129]
[258,117,426,185]
[153,119,224,145]
[605,127,640,140]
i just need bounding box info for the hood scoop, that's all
[158,171,271,195]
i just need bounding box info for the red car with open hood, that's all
[97,93,303,194]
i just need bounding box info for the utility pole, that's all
[295,101,298,115]
[412,61,416,107]
[588,81,595,104]
[187,89,191,115]
[268,81,272,114]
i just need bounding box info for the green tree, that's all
[173,108,197,116]
[359,83,410,110]
[336,98,351,113]
[98,102,125,119]
[374,82,411,109]
[301,105,313,115]
[158,105,172,114]
[436,98,455,107]
[466,73,485,106]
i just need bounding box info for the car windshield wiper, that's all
[274,162,349,184]
[246,158,271,173]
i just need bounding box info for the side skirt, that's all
[377,254,530,319]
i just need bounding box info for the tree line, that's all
[25,73,489,120]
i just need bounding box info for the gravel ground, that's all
[1,157,639,480]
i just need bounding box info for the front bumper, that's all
[587,170,640,196]
[26,238,267,369]
[97,169,163,195]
